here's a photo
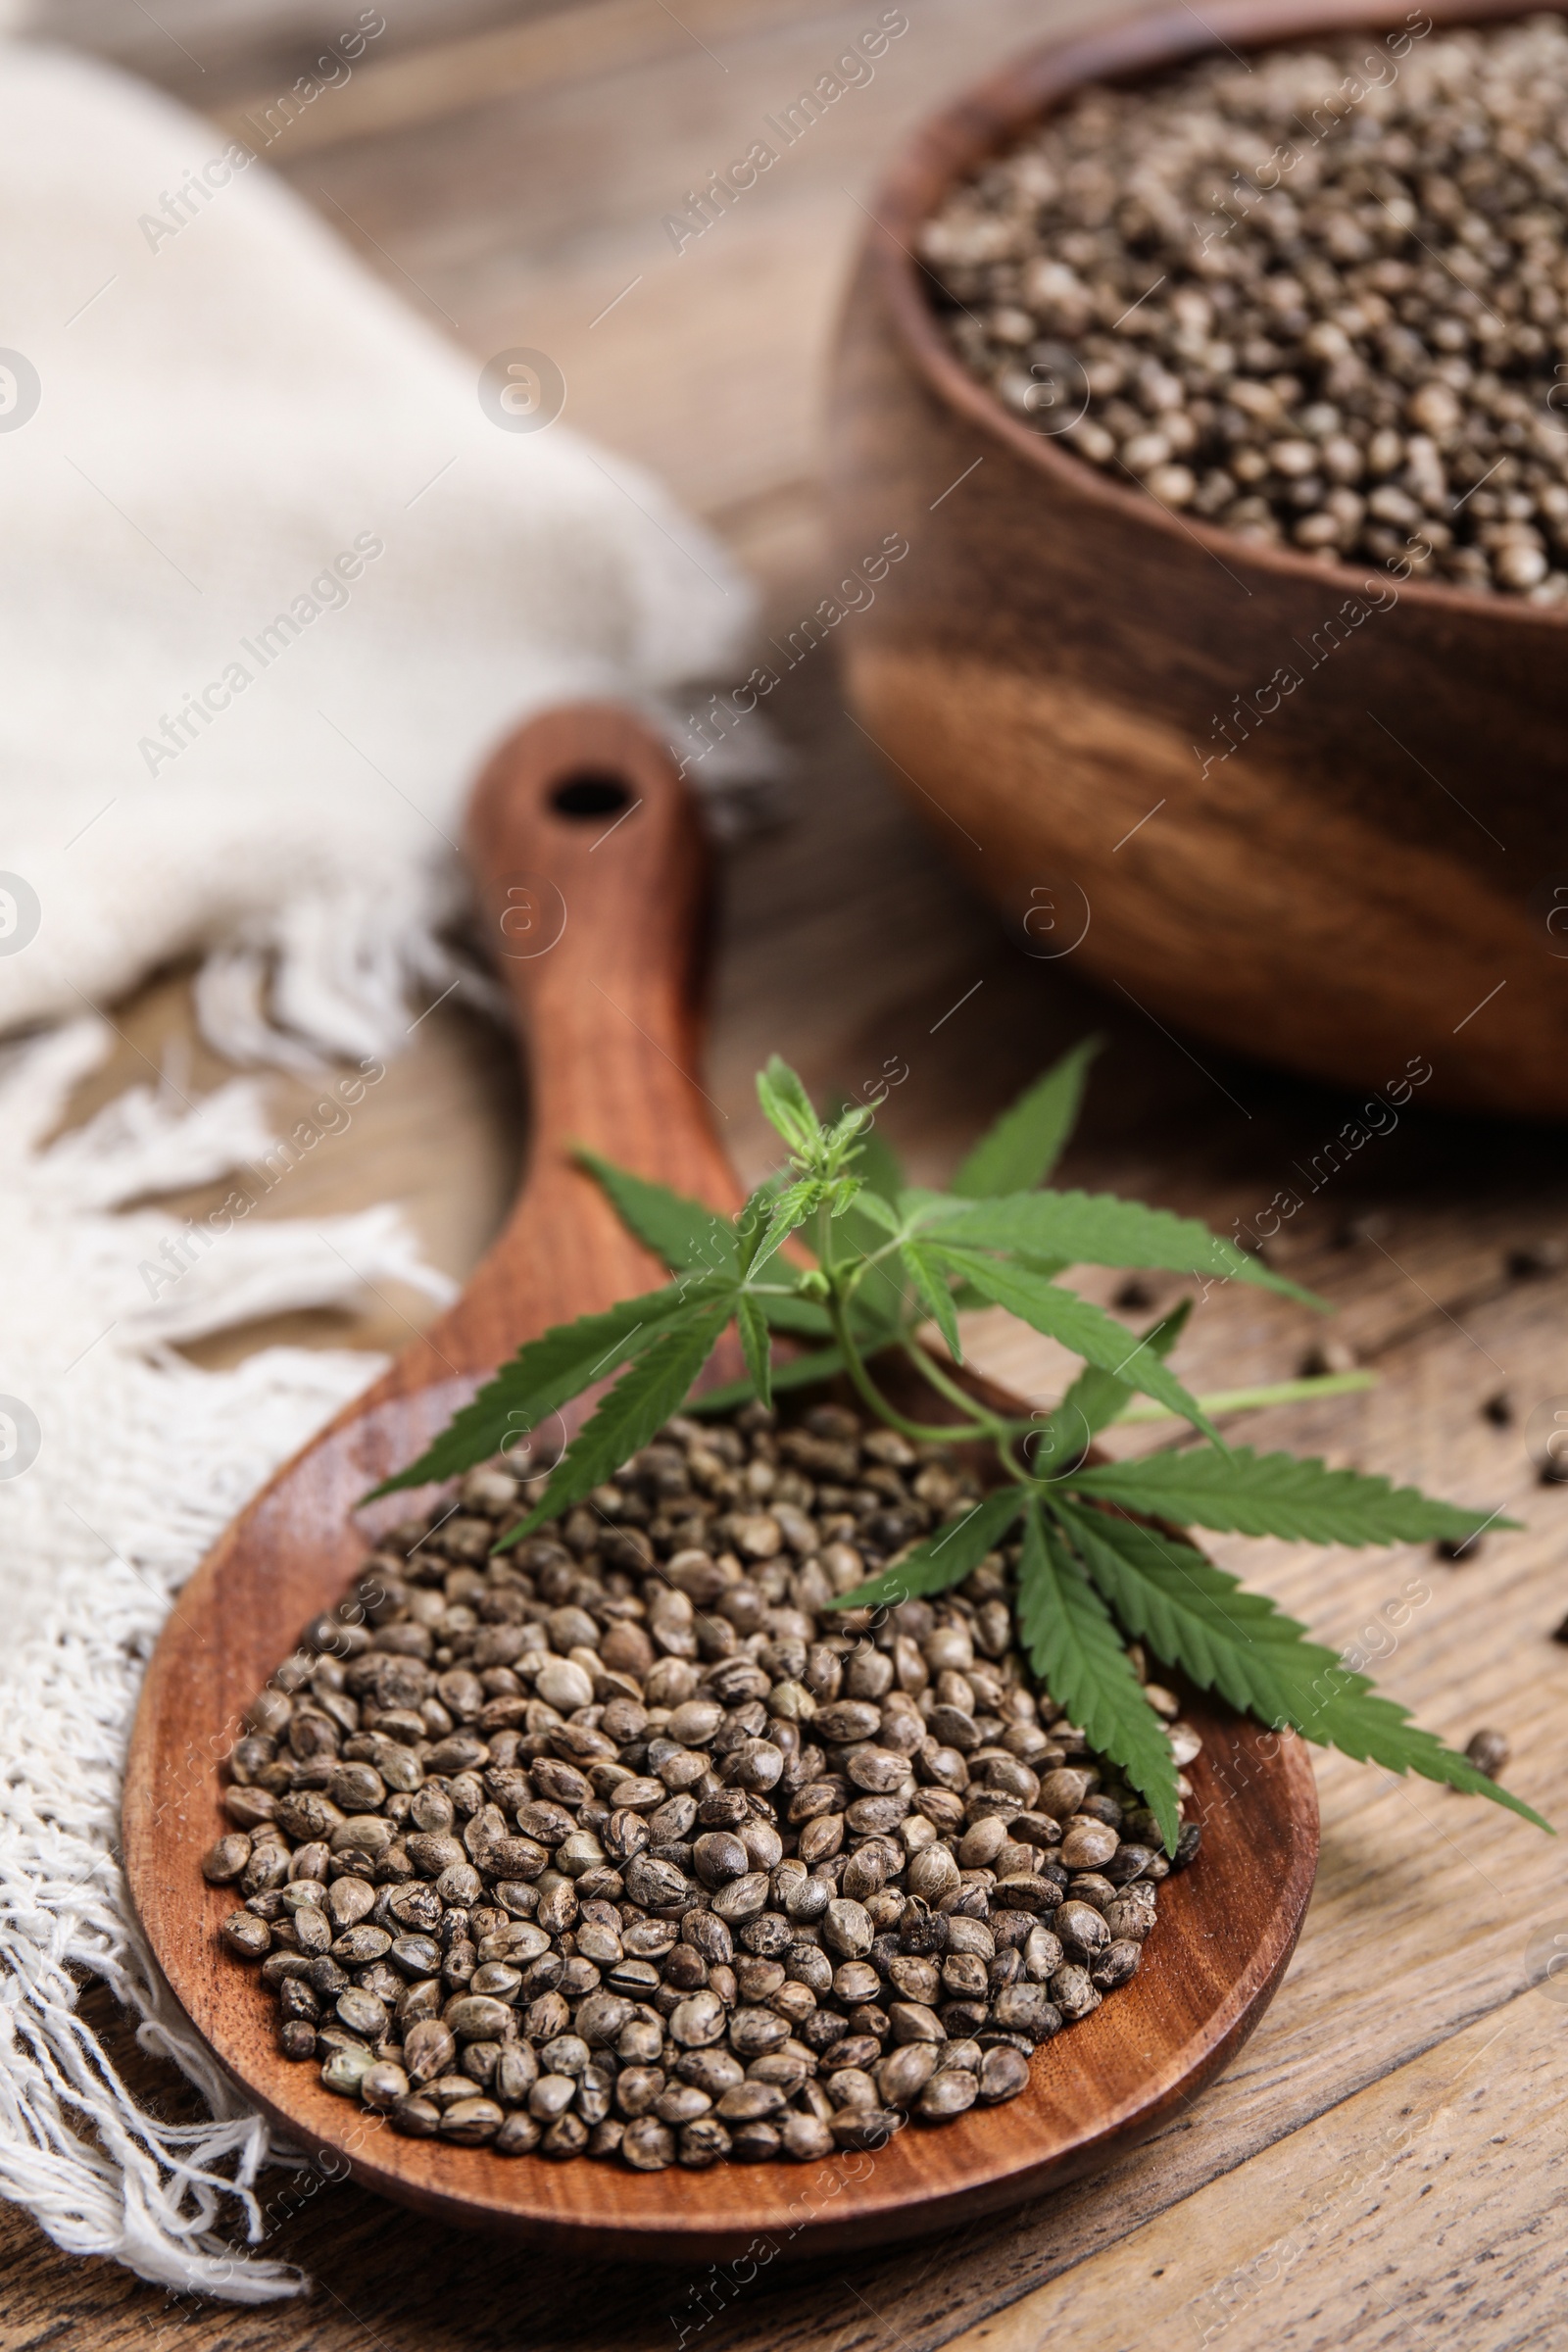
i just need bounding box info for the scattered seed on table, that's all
[1464,1727,1510,1779]
[1507,1240,1568,1279]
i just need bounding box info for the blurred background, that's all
[40,0,1194,1382]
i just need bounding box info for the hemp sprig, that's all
[374,1043,1546,1850]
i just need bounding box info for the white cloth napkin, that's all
[0,1021,445,2303]
[0,27,755,2301]
[0,32,751,1063]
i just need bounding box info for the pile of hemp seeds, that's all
[919,17,1568,599]
[206,1401,1201,2171]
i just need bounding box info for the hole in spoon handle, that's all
[465,701,711,1034]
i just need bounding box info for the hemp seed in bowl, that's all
[919,16,1568,600]
[206,1401,1200,2171]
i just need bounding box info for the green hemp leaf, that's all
[372,1043,1544,1847]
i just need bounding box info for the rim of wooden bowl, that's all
[862,0,1568,632]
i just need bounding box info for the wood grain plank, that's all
[215,0,904,152]
[262,0,1109,516]
[940,1988,1568,2352]
[29,0,567,108]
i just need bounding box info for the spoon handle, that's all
[424,704,743,1381]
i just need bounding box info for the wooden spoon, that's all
[123,705,1318,2264]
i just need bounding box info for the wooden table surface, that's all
[10,3,1568,2348]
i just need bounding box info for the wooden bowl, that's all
[826,0,1568,1118]
[123,708,1318,2263]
